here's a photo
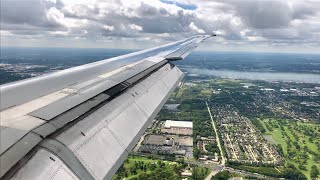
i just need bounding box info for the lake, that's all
[182,68,320,83]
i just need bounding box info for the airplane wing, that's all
[0,35,214,180]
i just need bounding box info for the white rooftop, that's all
[164,120,193,129]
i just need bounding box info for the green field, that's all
[260,118,320,179]
[113,156,177,180]
[211,170,244,180]
[113,156,210,180]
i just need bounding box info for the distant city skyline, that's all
[1,0,320,53]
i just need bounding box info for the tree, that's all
[138,172,150,180]
[211,171,231,180]
[311,165,319,178]
[150,163,157,171]
[298,164,307,171]
[117,164,125,173]
[194,148,201,159]
[284,164,307,180]
[130,167,137,175]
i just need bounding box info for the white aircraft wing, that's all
[0,35,214,180]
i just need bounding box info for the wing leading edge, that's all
[0,35,213,180]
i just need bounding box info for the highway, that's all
[224,167,273,180]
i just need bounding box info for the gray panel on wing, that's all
[0,133,42,177]
[29,79,118,120]
[107,60,156,82]
[8,149,79,180]
[29,60,158,121]
[0,127,28,155]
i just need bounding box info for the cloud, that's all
[129,24,143,31]
[1,0,66,31]
[103,25,115,31]
[1,0,319,53]
[189,22,204,34]
[231,0,292,29]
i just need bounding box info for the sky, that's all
[1,0,320,53]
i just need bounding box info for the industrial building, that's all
[164,120,193,129]
[139,134,193,157]
[161,120,193,135]
[143,135,193,147]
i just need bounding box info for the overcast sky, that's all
[1,0,320,53]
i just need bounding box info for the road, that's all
[205,101,226,166]
[226,134,238,160]
[185,158,271,180]
[247,145,258,162]
[185,159,223,170]
[205,168,223,180]
[224,167,273,180]
[132,132,149,152]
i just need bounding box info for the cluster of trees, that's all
[250,118,266,133]
[283,164,307,180]
[205,143,219,154]
[130,161,149,175]
[211,171,233,180]
[311,165,319,179]
[114,156,211,180]
[192,166,209,180]
[275,144,284,156]
[193,148,201,159]
[114,160,165,179]
[227,160,276,168]
[115,160,149,178]
[227,161,307,179]
[131,168,179,180]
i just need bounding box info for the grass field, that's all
[260,118,320,179]
[113,156,210,180]
[113,156,177,180]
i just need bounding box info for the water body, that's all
[263,135,278,145]
[183,68,320,83]
[164,104,180,111]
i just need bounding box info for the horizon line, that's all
[1,46,320,55]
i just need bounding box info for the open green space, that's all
[113,156,209,180]
[260,118,320,179]
[211,170,244,180]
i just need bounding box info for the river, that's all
[183,68,320,83]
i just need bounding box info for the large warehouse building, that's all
[161,120,193,135]
[164,120,193,129]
